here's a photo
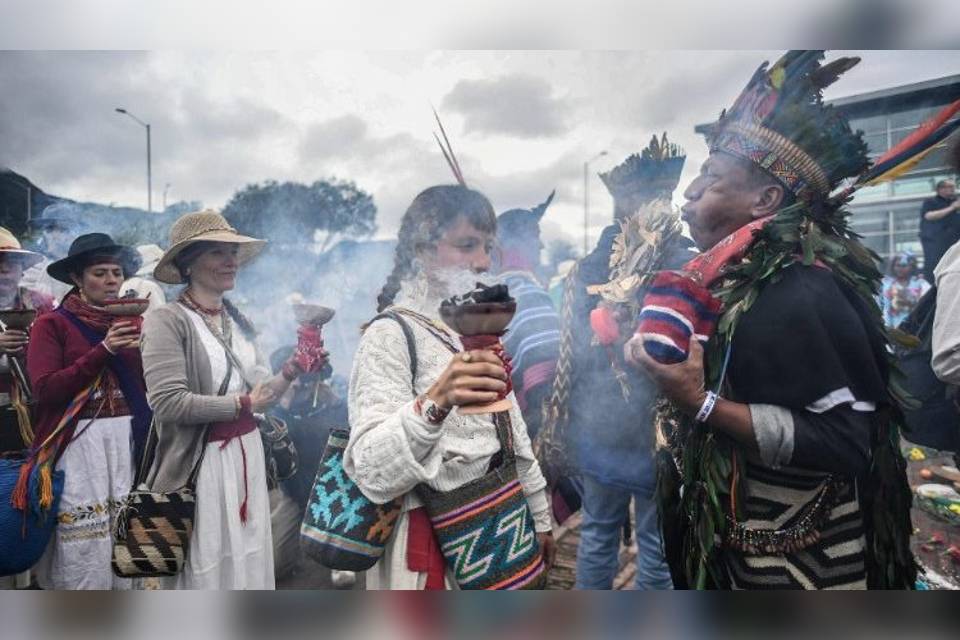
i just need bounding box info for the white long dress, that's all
[34,414,135,590]
[162,305,274,590]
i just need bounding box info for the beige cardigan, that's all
[140,301,266,492]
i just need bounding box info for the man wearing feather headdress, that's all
[626,51,918,589]
[539,134,695,589]
[495,192,561,442]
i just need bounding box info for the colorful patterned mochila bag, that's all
[110,419,206,578]
[300,428,402,571]
[416,411,546,590]
[111,369,231,578]
[299,311,409,571]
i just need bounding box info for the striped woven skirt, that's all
[720,461,867,590]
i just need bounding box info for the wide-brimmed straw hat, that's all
[47,233,140,284]
[154,210,266,284]
[0,226,44,269]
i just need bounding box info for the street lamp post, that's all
[583,150,608,255]
[115,107,152,213]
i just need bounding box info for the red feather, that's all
[873,98,960,167]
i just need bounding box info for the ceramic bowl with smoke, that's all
[0,309,37,332]
[103,292,151,333]
[440,283,516,415]
[289,293,335,374]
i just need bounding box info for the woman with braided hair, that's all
[344,184,555,589]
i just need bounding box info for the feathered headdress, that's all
[706,50,869,201]
[600,133,686,201]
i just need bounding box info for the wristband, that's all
[695,391,719,423]
[414,394,450,426]
[239,394,252,415]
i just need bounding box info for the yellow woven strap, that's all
[35,371,104,452]
[10,379,33,445]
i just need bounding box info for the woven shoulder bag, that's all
[111,371,230,578]
[299,311,409,571]
[416,410,547,590]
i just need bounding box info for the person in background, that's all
[560,138,689,591]
[0,227,54,454]
[0,227,53,590]
[919,179,959,284]
[931,234,960,462]
[21,205,81,302]
[880,252,930,328]
[142,210,311,590]
[121,244,167,314]
[27,233,146,589]
[269,346,354,588]
[932,144,960,395]
[269,346,344,512]
[495,191,561,441]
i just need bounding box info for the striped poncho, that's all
[499,271,561,440]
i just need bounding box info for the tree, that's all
[163,200,204,217]
[222,179,377,250]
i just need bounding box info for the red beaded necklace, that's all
[182,289,223,317]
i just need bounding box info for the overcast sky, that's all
[2,50,959,250]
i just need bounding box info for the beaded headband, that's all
[710,122,831,200]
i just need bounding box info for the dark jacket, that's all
[568,225,696,492]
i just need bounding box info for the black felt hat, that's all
[46,233,140,284]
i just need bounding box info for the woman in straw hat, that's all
[141,210,308,590]
[0,226,54,454]
[26,232,147,589]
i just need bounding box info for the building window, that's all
[892,176,935,197]
[854,183,890,201]
[862,131,889,154]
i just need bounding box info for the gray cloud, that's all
[298,114,369,160]
[0,51,295,210]
[3,49,957,243]
[442,73,570,138]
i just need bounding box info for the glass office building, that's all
[831,75,960,269]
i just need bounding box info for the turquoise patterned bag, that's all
[299,312,410,571]
[300,429,402,571]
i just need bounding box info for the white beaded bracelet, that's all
[695,391,719,423]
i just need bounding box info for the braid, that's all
[223,297,258,340]
[377,237,414,313]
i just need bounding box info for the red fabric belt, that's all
[208,412,257,525]
[406,507,446,590]
[208,412,257,442]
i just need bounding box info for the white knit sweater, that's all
[344,282,552,589]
